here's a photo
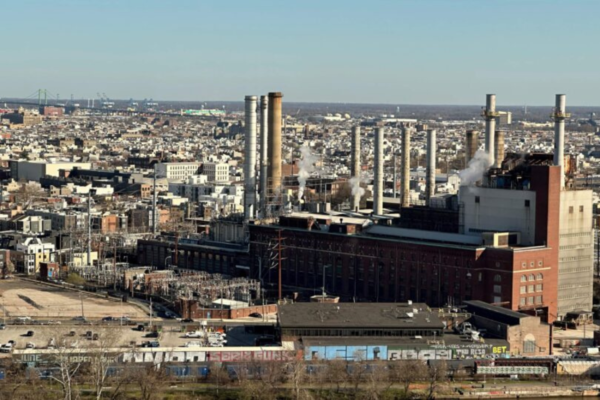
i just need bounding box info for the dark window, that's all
[569,206,573,214]
[475,196,480,204]
[525,200,530,207]
[580,205,584,213]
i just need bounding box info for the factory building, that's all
[155,162,202,181]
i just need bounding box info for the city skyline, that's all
[2,0,600,105]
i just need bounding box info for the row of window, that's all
[521,261,544,268]
[520,273,543,282]
[519,284,543,294]
[519,296,543,306]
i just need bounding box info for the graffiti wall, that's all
[387,343,509,360]
[304,345,388,361]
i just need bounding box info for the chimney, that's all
[351,126,361,210]
[426,129,436,204]
[244,95,257,220]
[494,130,505,170]
[465,130,479,166]
[553,94,567,188]
[401,127,411,208]
[259,95,268,215]
[484,94,497,167]
[373,127,384,215]
[267,92,283,195]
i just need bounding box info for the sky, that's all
[1,0,599,105]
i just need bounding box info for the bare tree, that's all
[425,360,448,400]
[85,328,122,400]
[286,359,310,400]
[388,359,428,397]
[130,365,167,400]
[324,359,349,394]
[45,347,85,400]
[361,361,393,400]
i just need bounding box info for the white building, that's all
[156,162,201,181]
[10,160,92,182]
[15,237,56,274]
[202,163,229,183]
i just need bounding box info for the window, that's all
[536,284,543,292]
[580,205,584,213]
[520,275,527,283]
[525,200,530,207]
[538,261,543,267]
[528,285,534,293]
[519,298,526,306]
[493,296,501,303]
[521,262,526,268]
[475,196,480,204]
[527,297,534,305]
[524,340,536,353]
[494,285,501,294]
[530,262,534,268]
[494,274,502,282]
[520,286,526,294]
[537,273,543,280]
[569,206,573,214]
[529,274,534,281]
[535,295,542,304]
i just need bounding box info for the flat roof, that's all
[302,334,509,349]
[464,300,529,326]
[278,302,444,330]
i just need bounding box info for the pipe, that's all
[484,94,497,167]
[259,95,268,216]
[373,127,384,215]
[244,95,257,220]
[267,92,283,195]
[465,130,478,166]
[351,126,361,211]
[426,129,436,204]
[553,94,567,188]
[494,130,505,170]
[401,127,411,208]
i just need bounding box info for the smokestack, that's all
[484,94,497,167]
[259,95,268,215]
[426,129,436,204]
[244,95,257,220]
[267,92,283,195]
[401,127,411,208]
[465,130,479,166]
[553,94,567,188]
[494,130,505,170]
[351,126,361,210]
[373,127,384,215]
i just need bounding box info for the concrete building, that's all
[9,160,92,182]
[202,163,229,183]
[155,162,201,181]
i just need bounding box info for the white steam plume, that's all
[349,171,368,203]
[297,144,319,200]
[459,149,491,186]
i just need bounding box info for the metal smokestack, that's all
[244,95,257,220]
[465,130,478,166]
[426,129,436,204]
[494,130,505,170]
[373,127,384,215]
[351,126,361,211]
[267,92,283,195]
[259,95,268,215]
[553,94,568,188]
[401,127,411,208]
[484,94,497,167]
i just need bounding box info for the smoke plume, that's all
[297,144,319,200]
[459,149,491,186]
[349,171,368,202]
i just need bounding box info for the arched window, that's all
[528,274,535,282]
[520,275,527,283]
[494,274,502,283]
[536,273,543,280]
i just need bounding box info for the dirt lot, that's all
[0,278,147,320]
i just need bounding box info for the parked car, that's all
[184,331,202,338]
[0,324,6,330]
[182,318,194,323]
[141,341,160,348]
[249,312,262,318]
[92,333,99,341]
[25,330,34,337]
[102,316,114,322]
[145,331,159,338]
[137,325,146,332]
[17,316,31,322]
[26,342,35,349]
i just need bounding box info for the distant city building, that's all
[156,162,201,180]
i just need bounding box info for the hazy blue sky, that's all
[2,0,599,105]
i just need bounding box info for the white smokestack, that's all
[373,127,384,215]
[351,126,361,210]
[484,94,497,168]
[426,129,436,204]
[401,127,411,208]
[244,95,257,220]
[553,94,567,188]
[259,95,268,215]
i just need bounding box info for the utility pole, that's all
[113,238,117,291]
[80,293,85,319]
[278,230,283,301]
